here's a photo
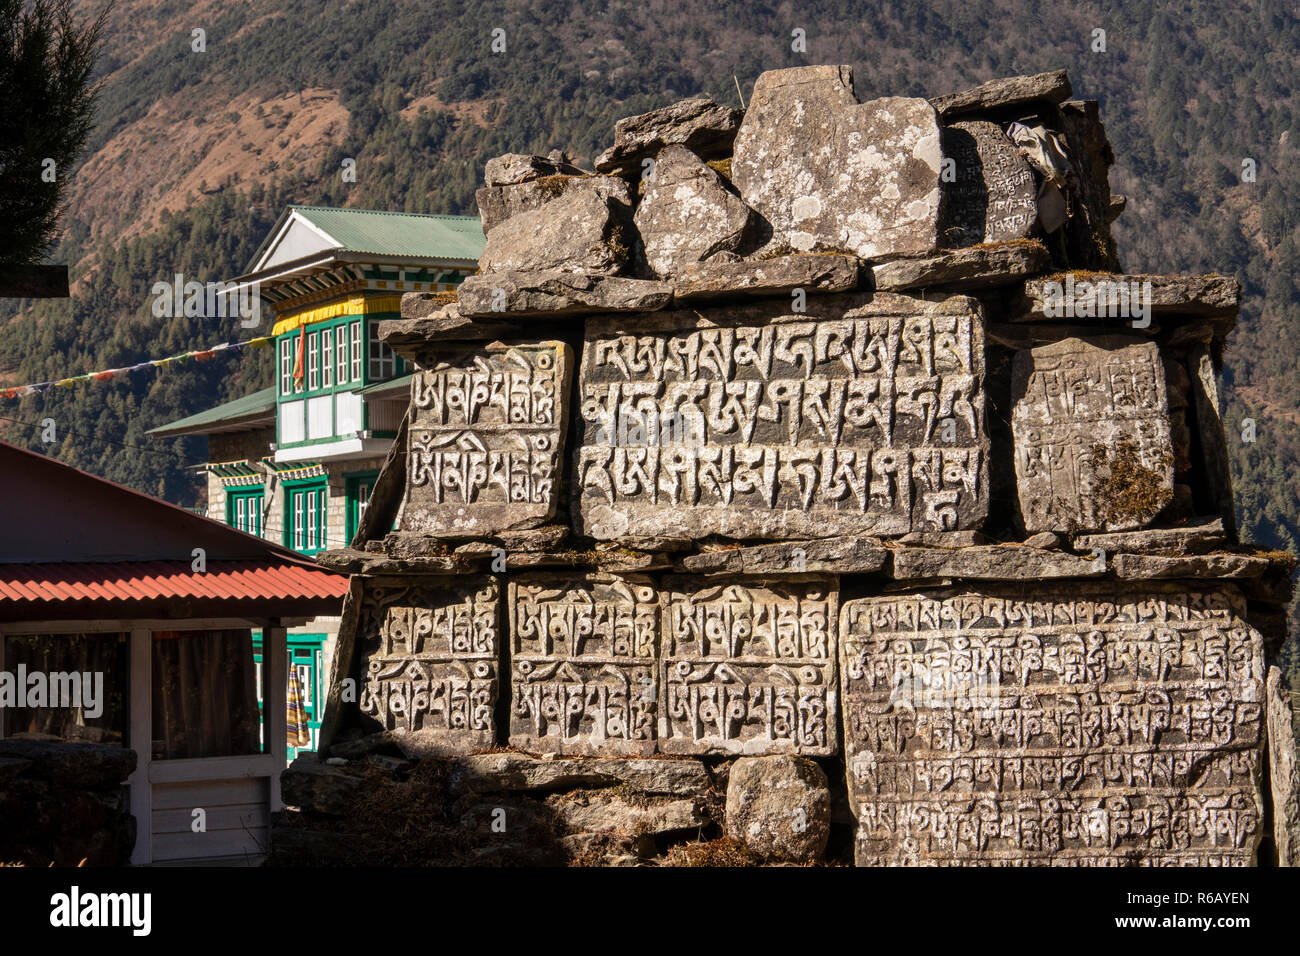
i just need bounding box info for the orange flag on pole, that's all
[291,324,306,389]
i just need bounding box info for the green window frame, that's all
[283,478,328,554]
[253,631,326,759]
[345,470,381,544]
[226,486,265,536]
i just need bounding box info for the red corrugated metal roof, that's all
[0,561,348,605]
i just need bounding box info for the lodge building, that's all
[150,205,483,756]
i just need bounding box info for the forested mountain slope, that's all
[2,0,1296,587]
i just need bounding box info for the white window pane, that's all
[337,327,348,383]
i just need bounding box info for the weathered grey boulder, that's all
[725,756,829,862]
[930,69,1072,119]
[484,152,585,186]
[634,145,761,277]
[281,754,365,815]
[671,252,859,302]
[732,66,942,260]
[478,184,632,274]
[456,270,671,317]
[475,173,632,234]
[871,240,1048,291]
[595,96,743,175]
[447,753,712,797]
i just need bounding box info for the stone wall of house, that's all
[0,741,136,866]
[279,66,1299,867]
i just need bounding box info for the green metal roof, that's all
[278,205,483,263]
[148,387,277,437]
[357,372,414,396]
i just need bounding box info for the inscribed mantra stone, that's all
[402,341,573,536]
[356,576,499,755]
[574,294,988,540]
[940,120,1038,246]
[840,583,1265,865]
[660,577,839,756]
[508,574,660,755]
[1011,336,1174,534]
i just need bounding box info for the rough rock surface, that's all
[672,253,860,302]
[732,66,942,259]
[930,69,1072,118]
[479,184,631,274]
[892,544,1104,580]
[475,173,632,235]
[679,537,888,576]
[1112,552,1270,579]
[281,755,365,815]
[447,753,712,797]
[485,152,585,186]
[634,145,760,277]
[457,270,671,317]
[1010,273,1242,321]
[1072,518,1226,555]
[547,790,707,835]
[1267,667,1299,867]
[871,240,1047,291]
[594,96,742,175]
[725,756,830,862]
[454,269,670,317]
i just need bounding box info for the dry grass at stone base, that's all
[660,837,762,867]
[705,158,732,180]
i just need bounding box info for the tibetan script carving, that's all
[508,574,660,755]
[660,577,839,756]
[356,576,499,755]
[402,341,573,536]
[574,294,988,540]
[940,120,1038,246]
[1012,336,1174,534]
[840,583,1265,865]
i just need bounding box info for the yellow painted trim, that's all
[270,293,404,337]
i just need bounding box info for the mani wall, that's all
[277,66,1300,867]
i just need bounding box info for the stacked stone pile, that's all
[283,66,1298,867]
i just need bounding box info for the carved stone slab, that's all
[840,583,1265,865]
[508,574,660,756]
[1267,666,1299,866]
[356,576,499,756]
[940,120,1037,247]
[1011,336,1173,534]
[400,341,572,536]
[574,293,988,540]
[659,577,839,756]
